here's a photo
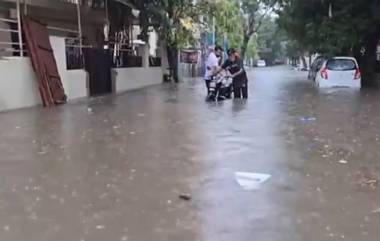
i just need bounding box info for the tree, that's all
[212,0,244,49]
[276,0,312,68]
[204,0,278,59]
[240,0,277,59]
[256,16,287,64]
[246,35,258,61]
[135,0,207,82]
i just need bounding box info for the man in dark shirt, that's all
[221,48,248,99]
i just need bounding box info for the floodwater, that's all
[0,66,380,241]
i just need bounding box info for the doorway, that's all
[84,48,112,96]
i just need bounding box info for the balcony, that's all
[60,0,106,9]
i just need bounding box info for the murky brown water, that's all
[0,66,380,241]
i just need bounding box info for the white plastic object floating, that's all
[235,172,271,190]
[339,159,348,164]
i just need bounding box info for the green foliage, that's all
[246,35,258,59]
[239,0,278,58]
[133,0,212,81]
[136,0,207,48]
[137,0,278,58]
[212,0,244,48]
[200,0,279,59]
[278,0,380,56]
[256,17,287,63]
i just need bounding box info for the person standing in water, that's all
[220,48,248,99]
[204,46,218,94]
[204,45,224,94]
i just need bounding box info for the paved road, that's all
[1,66,380,241]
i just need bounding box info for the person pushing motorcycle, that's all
[218,48,249,99]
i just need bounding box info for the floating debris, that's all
[354,168,379,189]
[235,172,271,190]
[179,194,192,201]
[96,225,106,230]
[339,159,348,164]
[300,117,317,122]
[372,208,380,213]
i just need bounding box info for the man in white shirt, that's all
[204,46,220,94]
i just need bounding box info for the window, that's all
[65,38,84,70]
[326,59,356,71]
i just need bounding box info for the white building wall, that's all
[0,36,163,112]
[0,36,88,112]
[114,67,162,92]
[0,57,41,111]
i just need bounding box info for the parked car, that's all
[257,60,266,67]
[315,57,361,89]
[308,56,325,81]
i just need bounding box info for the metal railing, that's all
[0,0,24,57]
[109,48,143,68]
[45,2,84,70]
[47,26,80,34]
[45,24,85,69]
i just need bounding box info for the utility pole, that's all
[212,16,216,44]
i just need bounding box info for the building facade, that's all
[0,0,163,111]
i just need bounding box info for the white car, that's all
[257,60,266,67]
[315,57,361,89]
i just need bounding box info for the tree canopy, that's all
[137,0,203,47]
[277,0,380,81]
[135,0,210,81]
[212,0,244,49]
[256,16,287,64]
[239,0,277,58]
[133,0,380,81]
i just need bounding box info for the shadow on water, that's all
[231,99,248,113]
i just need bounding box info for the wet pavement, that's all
[1,66,380,241]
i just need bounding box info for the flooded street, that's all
[1,66,380,241]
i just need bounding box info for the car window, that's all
[326,59,356,71]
